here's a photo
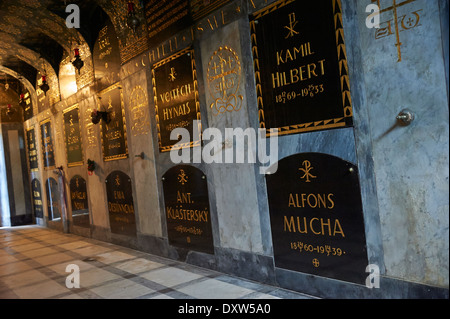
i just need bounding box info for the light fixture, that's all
[126,1,140,33]
[19,93,26,108]
[39,75,50,95]
[72,48,84,74]
[6,104,14,116]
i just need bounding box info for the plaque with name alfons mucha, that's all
[106,171,137,236]
[162,165,214,254]
[70,175,90,228]
[266,153,368,285]
[26,128,38,172]
[251,0,353,137]
[99,83,129,161]
[40,119,55,169]
[152,47,201,152]
[31,179,43,218]
[63,105,83,167]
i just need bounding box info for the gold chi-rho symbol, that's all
[299,160,316,183]
[284,12,299,39]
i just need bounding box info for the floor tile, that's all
[177,278,255,299]
[114,258,164,274]
[1,269,49,289]
[91,279,155,299]
[13,280,70,299]
[78,267,121,288]
[140,267,204,288]
[0,261,32,276]
[20,247,59,259]
[95,251,136,264]
[33,252,75,267]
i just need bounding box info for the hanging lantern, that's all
[126,1,140,33]
[6,104,14,116]
[72,48,84,74]
[19,93,26,108]
[39,75,50,95]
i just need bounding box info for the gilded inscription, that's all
[372,0,422,62]
[207,46,243,115]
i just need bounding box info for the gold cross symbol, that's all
[168,67,177,82]
[299,160,317,183]
[178,169,188,185]
[312,258,320,268]
[284,12,299,39]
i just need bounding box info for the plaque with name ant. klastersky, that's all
[162,165,214,254]
[266,153,368,285]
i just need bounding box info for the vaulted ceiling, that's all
[0,0,140,99]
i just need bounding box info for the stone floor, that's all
[0,225,315,299]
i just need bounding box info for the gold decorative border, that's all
[99,82,129,162]
[62,104,84,167]
[151,47,202,153]
[251,0,353,137]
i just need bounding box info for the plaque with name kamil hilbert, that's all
[251,0,353,137]
[152,48,201,152]
[266,153,368,285]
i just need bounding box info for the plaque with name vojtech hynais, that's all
[162,165,214,254]
[266,153,368,285]
[152,48,201,152]
[251,0,353,136]
[106,171,136,236]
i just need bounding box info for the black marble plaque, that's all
[152,48,201,152]
[63,106,83,167]
[23,92,33,121]
[266,153,368,285]
[36,75,50,114]
[251,0,353,136]
[26,128,38,171]
[162,165,214,254]
[105,171,136,236]
[144,0,191,47]
[70,175,90,228]
[46,177,61,220]
[40,119,55,168]
[99,84,128,161]
[93,19,121,92]
[31,179,43,218]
